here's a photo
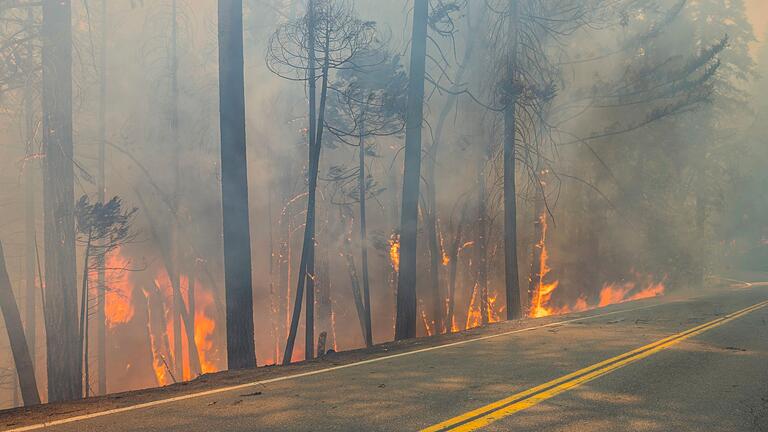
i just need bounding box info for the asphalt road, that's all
[5,286,768,431]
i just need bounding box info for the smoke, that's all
[0,0,764,408]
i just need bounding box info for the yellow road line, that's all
[421,300,768,432]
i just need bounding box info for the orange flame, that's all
[389,233,400,272]
[598,279,665,307]
[526,213,664,318]
[151,271,224,383]
[529,213,560,318]
[104,250,135,328]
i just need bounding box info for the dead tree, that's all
[0,241,40,406]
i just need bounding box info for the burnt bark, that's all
[503,0,523,320]
[358,119,373,347]
[42,0,81,402]
[218,0,257,370]
[96,0,108,396]
[395,0,429,341]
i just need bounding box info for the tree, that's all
[395,0,429,341]
[74,195,137,396]
[218,0,257,370]
[268,0,379,362]
[96,0,108,396]
[42,0,81,402]
[326,47,407,347]
[0,241,40,406]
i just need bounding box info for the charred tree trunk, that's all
[218,0,256,370]
[283,0,317,365]
[446,206,467,332]
[342,210,370,343]
[285,0,332,363]
[395,0,429,341]
[527,200,545,312]
[23,62,37,382]
[503,0,522,321]
[477,159,489,325]
[42,0,81,402]
[422,7,480,336]
[0,242,41,406]
[96,0,108,396]
[358,117,373,347]
[169,0,184,380]
[186,269,201,376]
[425,207,443,334]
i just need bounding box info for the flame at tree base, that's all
[527,212,666,318]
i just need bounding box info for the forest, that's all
[0,0,766,410]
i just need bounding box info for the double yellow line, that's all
[421,299,768,432]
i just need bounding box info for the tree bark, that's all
[422,6,481,336]
[23,75,37,385]
[79,233,92,397]
[170,0,183,380]
[477,158,489,325]
[342,211,370,343]
[284,0,332,363]
[96,0,108,396]
[218,0,257,370]
[395,0,429,341]
[358,115,373,347]
[503,0,523,320]
[42,0,81,402]
[0,241,41,406]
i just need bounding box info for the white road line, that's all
[5,301,671,431]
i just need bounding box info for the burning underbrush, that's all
[527,212,666,318]
[102,248,225,392]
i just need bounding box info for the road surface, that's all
[3,285,768,431]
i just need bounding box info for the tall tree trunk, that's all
[42,0,81,402]
[283,0,317,365]
[218,0,256,370]
[358,115,373,347]
[23,68,37,383]
[0,241,41,406]
[342,210,370,343]
[527,201,544,311]
[422,6,481,336]
[425,206,443,333]
[503,0,522,320]
[284,1,331,363]
[446,205,466,332]
[395,0,429,341]
[186,269,200,376]
[79,233,92,397]
[476,158,489,325]
[96,0,108,396]
[170,0,183,380]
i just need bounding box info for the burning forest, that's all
[0,0,766,416]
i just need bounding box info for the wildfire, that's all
[527,212,665,318]
[439,232,450,266]
[149,271,224,384]
[598,278,665,307]
[104,250,135,328]
[465,285,502,330]
[389,233,400,272]
[529,213,559,318]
